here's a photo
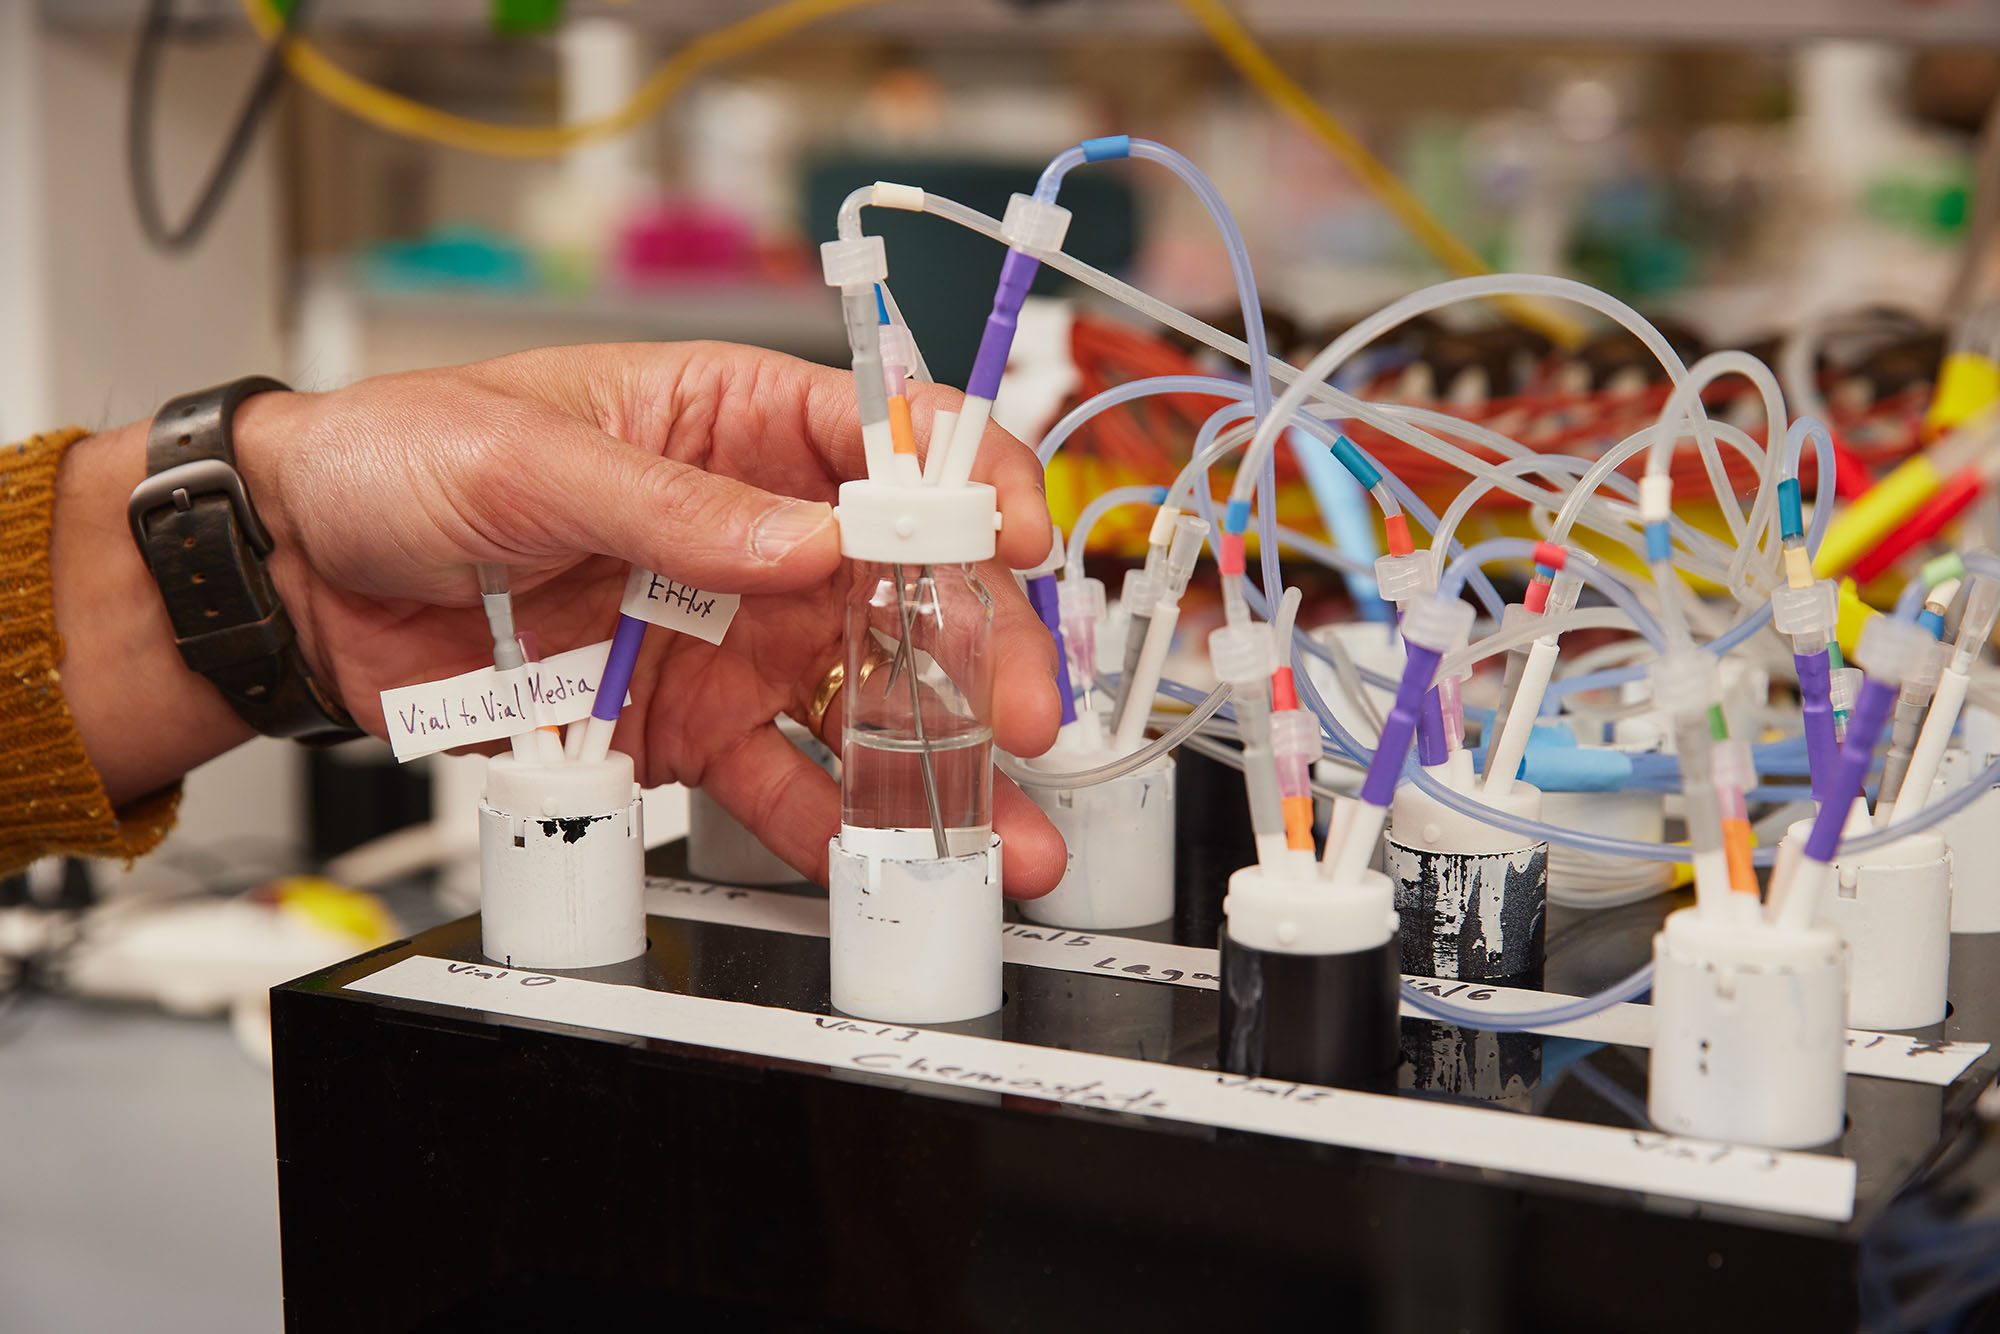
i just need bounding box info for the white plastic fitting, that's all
[1401,594,1475,656]
[1000,192,1073,254]
[828,830,1003,1023]
[1858,614,1937,684]
[1648,907,1848,1149]
[1224,863,1398,956]
[871,180,925,213]
[1771,579,1836,641]
[479,751,646,970]
[1022,747,1176,930]
[1209,622,1273,687]
[1374,551,1433,605]
[819,235,887,287]
[1781,816,1953,1028]
[835,479,1001,565]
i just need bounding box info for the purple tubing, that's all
[1026,574,1078,727]
[1416,687,1448,767]
[1361,644,1442,807]
[1802,674,1898,862]
[966,249,1042,401]
[1794,649,1836,803]
[591,613,651,724]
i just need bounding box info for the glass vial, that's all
[841,560,994,858]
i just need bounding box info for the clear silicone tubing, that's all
[1068,485,1170,582]
[1781,415,1837,557]
[1036,375,1509,619]
[865,184,1921,862]
[999,682,1231,790]
[1226,274,1718,514]
[1401,959,1658,1033]
[1401,405,1745,581]
[1038,139,1284,599]
[906,189,1675,542]
[1647,352,1791,574]
[1437,537,1669,651]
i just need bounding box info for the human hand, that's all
[55,343,1067,893]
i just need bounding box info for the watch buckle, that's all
[128,456,275,556]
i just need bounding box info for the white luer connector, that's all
[1000,193,1073,254]
[1648,907,1847,1148]
[819,235,888,288]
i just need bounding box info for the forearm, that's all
[49,419,254,805]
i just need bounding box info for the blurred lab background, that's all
[5,1,2000,1329]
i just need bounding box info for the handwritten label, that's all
[619,566,740,646]
[378,638,626,761]
[349,955,1859,1221]
[641,878,1990,1086]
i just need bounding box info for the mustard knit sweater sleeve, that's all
[0,429,179,873]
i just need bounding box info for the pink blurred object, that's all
[615,200,757,286]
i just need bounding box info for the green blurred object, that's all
[491,0,565,36]
[1864,172,1972,240]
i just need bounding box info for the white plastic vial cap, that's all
[1771,580,1837,638]
[1374,551,1434,604]
[1858,615,1937,684]
[820,235,887,288]
[1647,650,1721,715]
[1209,623,1273,686]
[1001,193,1073,253]
[1401,594,1474,655]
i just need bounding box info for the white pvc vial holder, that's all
[1021,751,1176,930]
[687,787,794,886]
[828,829,1003,1024]
[819,235,887,287]
[1000,193,1073,253]
[1783,817,1952,1029]
[1938,748,2000,932]
[1648,907,1847,1149]
[479,752,646,970]
[1385,751,1546,981]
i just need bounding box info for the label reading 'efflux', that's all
[618,566,740,646]
[378,638,624,761]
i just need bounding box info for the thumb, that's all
[530,432,841,595]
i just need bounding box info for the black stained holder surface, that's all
[273,841,2000,1334]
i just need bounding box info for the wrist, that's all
[51,423,254,804]
[229,388,322,674]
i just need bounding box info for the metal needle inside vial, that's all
[892,562,950,858]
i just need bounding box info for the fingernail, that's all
[752,500,835,563]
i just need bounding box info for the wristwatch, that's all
[127,376,364,745]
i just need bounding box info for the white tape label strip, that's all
[642,878,1990,1087]
[618,565,740,646]
[349,954,1858,1222]
[379,638,623,761]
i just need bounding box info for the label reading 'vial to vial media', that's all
[618,566,741,645]
[378,638,626,760]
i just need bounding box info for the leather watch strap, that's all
[128,377,363,745]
